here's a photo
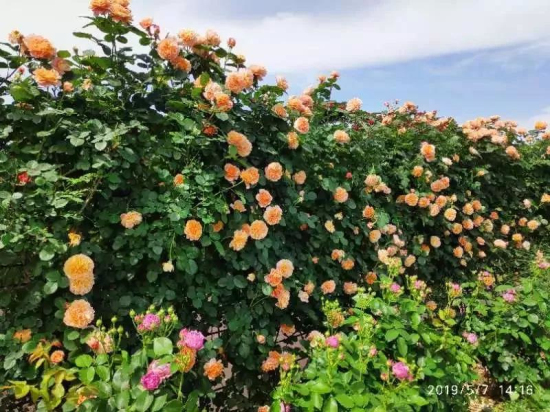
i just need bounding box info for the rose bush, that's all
[6,306,221,411]
[270,252,550,411]
[0,0,549,410]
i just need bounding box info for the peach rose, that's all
[157,38,180,61]
[184,219,203,241]
[224,164,240,183]
[345,98,362,112]
[227,130,252,157]
[294,117,310,134]
[334,130,350,144]
[179,30,199,47]
[121,211,143,229]
[33,67,61,87]
[50,350,65,364]
[321,280,336,294]
[333,187,348,203]
[276,76,289,90]
[272,103,288,118]
[63,300,95,329]
[363,206,375,219]
[265,162,283,182]
[293,171,306,185]
[24,35,56,60]
[287,131,299,149]
[420,142,436,162]
[276,259,294,278]
[241,167,260,188]
[172,56,192,72]
[90,0,111,15]
[263,205,283,225]
[256,189,273,208]
[229,230,248,251]
[250,220,269,240]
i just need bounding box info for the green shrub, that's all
[7,306,216,411]
[270,263,477,411]
[270,252,550,411]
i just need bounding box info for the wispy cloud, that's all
[2,0,550,75]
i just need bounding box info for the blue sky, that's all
[2,0,549,126]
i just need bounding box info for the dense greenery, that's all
[271,254,550,411]
[1,1,549,410]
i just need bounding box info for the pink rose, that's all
[392,362,410,380]
[141,371,161,391]
[326,335,339,348]
[178,329,205,350]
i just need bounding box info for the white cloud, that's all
[1,0,550,77]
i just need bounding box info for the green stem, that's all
[177,373,184,400]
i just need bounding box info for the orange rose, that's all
[24,35,55,59]
[256,189,273,208]
[263,205,282,226]
[173,174,185,186]
[241,167,259,188]
[157,38,180,61]
[333,187,348,203]
[13,329,32,343]
[33,67,61,87]
[50,350,65,364]
[184,219,203,241]
[265,162,283,182]
[284,132,299,151]
[294,117,310,134]
[203,358,224,381]
[229,230,248,251]
[250,220,269,240]
[321,280,336,294]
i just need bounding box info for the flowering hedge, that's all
[1,0,550,410]
[270,253,550,411]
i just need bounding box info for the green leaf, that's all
[95,141,108,151]
[43,282,58,295]
[216,112,229,121]
[79,367,95,384]
[385,329,400,342]
[115,391,130,409]
[233,275,248,289]
[39,246,56,261]
[528,314,539,324]
[310,381,332,394]
[163,400,184,412]
[335,394,354,408]
[67,331,80,341]
[94,380,111,398]
[97,365,110,381]
[397,337,408,357]
[120,295,132,307]
[73,32,93,39]
[153,337,173,357]
[134,390,154,412]
[322,397,339,412]
[409,395,428,406]
[186,260,198,275]
[75,354,93,368]
[152,394,167,412]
